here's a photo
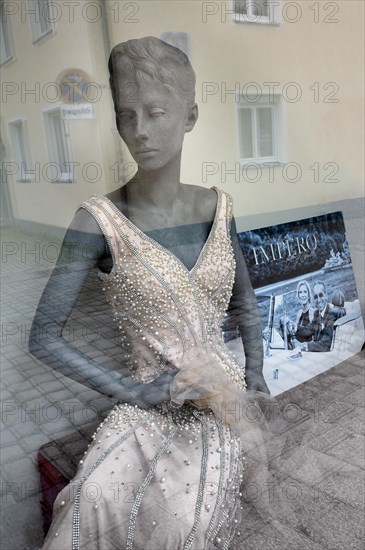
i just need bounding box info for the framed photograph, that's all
[236,212,364,394]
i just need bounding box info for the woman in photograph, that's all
[30,37,291,550]
[294,280,315,342]
[279,280,315,351]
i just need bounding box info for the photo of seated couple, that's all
[277,280,346,355]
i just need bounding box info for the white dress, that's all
[42,187,249,550]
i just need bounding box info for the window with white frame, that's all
[44,109,73,182]
[28,0,54,43]
[238,93,285,164]
[9,120,33,182]
[0,3,15,65]
[233,0,281,25]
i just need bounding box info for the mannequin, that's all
[30,37,276,550]
[29,37,268,404]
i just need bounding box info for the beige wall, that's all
[2,0,116,227]
[106,0,363,217]
[2,0,364,225]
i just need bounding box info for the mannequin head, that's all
[108,37,196,109]
[108,37,198,171]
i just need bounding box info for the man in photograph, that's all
[296,281,338,352]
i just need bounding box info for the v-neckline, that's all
[98,186,221,275]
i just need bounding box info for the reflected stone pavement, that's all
[1,227,364,549]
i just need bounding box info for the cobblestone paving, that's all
[1,227,364,549]
[1,227,116,548]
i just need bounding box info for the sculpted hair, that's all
[108,36,196,109]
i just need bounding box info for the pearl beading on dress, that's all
[78,189,246,391]
[44,188,247,550]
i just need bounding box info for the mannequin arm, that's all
[226,219,269,394]
[28,208,175,407]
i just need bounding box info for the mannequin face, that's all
[114,75,197,171]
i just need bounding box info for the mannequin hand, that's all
[137,368,178,408]
[245,372,270,394]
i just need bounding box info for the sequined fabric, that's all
[43,187,247,550]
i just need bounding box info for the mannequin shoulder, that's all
[68,207,106,253]
[105,187,123,207]
[185,184,218,221]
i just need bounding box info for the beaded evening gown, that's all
[43,187,248,550]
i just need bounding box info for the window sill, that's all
[1,55,17,68]
[32,28,54,46]
[239,159,285,167]
[233,16,281,26]
[51,176,75,184]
